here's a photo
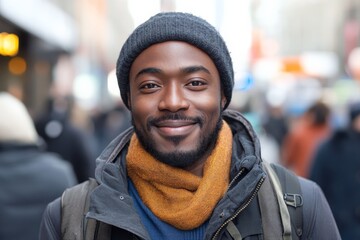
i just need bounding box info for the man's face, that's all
[128,41,225,168]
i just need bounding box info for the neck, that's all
[183,148,214,177]
[183,158,206,177]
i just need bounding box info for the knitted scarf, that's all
[126,121,233,230]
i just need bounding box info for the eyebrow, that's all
[135,67,162,78]
[180,65,211,75]
[135,65,211,79]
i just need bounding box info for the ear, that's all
[221,94,226,110]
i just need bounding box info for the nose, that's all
[158,82,190,112]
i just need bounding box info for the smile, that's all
[154,120,198,137]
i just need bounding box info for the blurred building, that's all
[0,0,134,120]
[251,0,360,79]
[0,0,77,117]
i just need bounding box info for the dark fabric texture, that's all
[39,198,61,240]
[116,12,234,110]
[0,144,77,240]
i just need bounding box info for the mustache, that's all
[147,113,204,129]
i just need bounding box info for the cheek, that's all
[189,91,222,112]
[192,96,223,127]
[130,96,157,126]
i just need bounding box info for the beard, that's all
[132,113,223,168]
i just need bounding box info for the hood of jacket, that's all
[87,109,266,239]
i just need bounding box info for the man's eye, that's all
[188,81,205,87]
[141,83,159,89]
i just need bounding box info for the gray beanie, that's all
[116,12,234,109]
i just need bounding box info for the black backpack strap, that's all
[61,178,110,240]
[270,163,303,239]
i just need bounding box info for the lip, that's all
[154,120,198,137]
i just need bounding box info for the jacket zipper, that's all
[227,168,245,190]
[211,176,265,240]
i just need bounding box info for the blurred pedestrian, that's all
[35,95,96,183]
[281,101,331,178]
[0,92,77,240]
[310,101,360,239]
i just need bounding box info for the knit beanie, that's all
[116,12,234,109]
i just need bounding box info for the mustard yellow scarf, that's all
[126,121,233,230]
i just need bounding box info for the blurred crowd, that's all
[1,18,360,240]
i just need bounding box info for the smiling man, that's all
[40,12,340,240]
[129,41,224,172]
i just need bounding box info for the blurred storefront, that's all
[251,0,360,65]
[0,0,134,120]
[0,0,77,117]
[250,0,360,124]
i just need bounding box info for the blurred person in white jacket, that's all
[0,92,77,240]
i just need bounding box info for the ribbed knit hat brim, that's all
[116,12,234,109]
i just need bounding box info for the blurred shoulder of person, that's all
[0,92,77,240]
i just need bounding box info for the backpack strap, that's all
[269,163,304,240]
[61,178,111,240]
[263,162,292,240]
[226,221,242,240]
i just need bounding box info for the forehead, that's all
[130,41,218,74]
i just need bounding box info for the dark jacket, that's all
[0,143,77,240]
[40,110,340,239]
[310,129,360,239]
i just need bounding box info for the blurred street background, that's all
[1,0,360,166]
[2,1,360,238]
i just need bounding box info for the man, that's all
[0,92,77,240]
[40,12,340,239]
[310,101,360,239]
